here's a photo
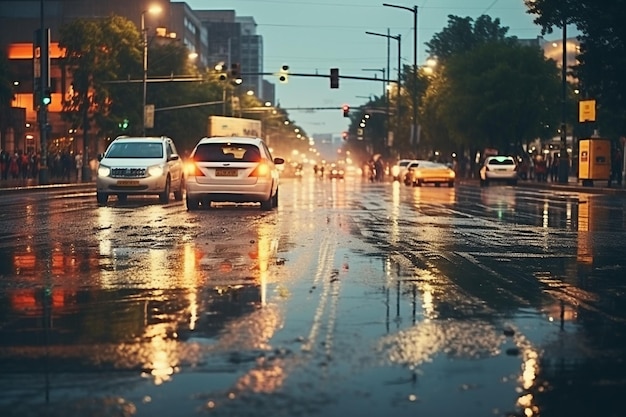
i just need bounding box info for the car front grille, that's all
[110,167,147,178]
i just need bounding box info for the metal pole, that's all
[38,0,49,184]
[396,34,401,153]
[412,6,418,152]
[142,12,147,136]
[387,29,391,152]
[558,20,569,183]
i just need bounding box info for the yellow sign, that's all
[579,99,596,122]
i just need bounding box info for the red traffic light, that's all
[342,104,350,117]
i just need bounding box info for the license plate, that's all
[117,180,140,185]
[216,168,238,177]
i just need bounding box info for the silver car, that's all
[96,136,185,205]
[185,136,284,210]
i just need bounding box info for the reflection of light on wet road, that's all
[302,234,337,352]
[390,181,400,245]
[142,322,177,385]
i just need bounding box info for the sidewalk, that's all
[0,177,94,194]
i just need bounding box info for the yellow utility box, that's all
[578,138,611,186]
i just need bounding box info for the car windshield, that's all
[193,143,261,162]
[106,142,163,158]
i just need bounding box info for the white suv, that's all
[479,155,518,186]
[96,136,185,205]
[184,136,284,210]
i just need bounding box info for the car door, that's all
[166,141,183,187]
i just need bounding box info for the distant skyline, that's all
[186,0,564,138]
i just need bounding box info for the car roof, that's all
[112,136,171,143]
[196,136,265,145]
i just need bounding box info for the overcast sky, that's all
[186,0,559,138]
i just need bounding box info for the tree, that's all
[525,0,626,137]
[422,42,562,159]
[425,15,512,63]
[59,15,142,139]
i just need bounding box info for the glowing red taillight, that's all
[185,161,205,177]
[249,162,271,177]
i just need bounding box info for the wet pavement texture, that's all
[0,175,625,417]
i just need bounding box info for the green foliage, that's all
[407,14,562,158]
[447,42,560,152]
[525,0,626,136]
[425,15,512,62]
[59,16,142,137]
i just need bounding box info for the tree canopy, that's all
[525,0,626,137]
[414,14,562,160]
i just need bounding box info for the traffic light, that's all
[42,88,51,106]
[342,104,350,117]
[330,68,339,89]
[279,65,289,83]
[118,118,129,130]
[229,63,242,84]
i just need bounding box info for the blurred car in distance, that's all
[403,160,455,187]
[96,136,185,205]
[328,162,345,179]
[391,158,414,181]
[184,136,284,210]
[479,155,518,186]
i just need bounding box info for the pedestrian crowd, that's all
[0,149,85,183]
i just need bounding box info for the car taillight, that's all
[185,161,204,177]
[249,162,271,177]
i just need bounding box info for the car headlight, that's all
[391,166,400,176]
[97,165,110,177]
[148,164,165,177]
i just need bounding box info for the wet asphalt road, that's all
[0,174,625,417]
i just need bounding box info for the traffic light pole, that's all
[37,7,50,184]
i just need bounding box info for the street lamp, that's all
[142,4,162,136]
[384,3,418,151]
[366,31,401,156]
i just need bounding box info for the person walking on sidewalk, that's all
[75,151,84,182]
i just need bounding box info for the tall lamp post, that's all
[141,5,162,136]
[383,3,418,151]
[558,19,569,183]
[366,31,401,157]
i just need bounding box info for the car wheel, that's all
[509,179,517,186]
[174,177,184,201]
[448,181,454,187]
[260,195,273,211]
[186,195,200,211]
[159,177,171,203]
[434,182,441,187]
[117,194,127,202]
[414,179,422,187]
[97,192,108,206]
[272,188,279,207]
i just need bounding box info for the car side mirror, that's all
[274,157,285,165]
